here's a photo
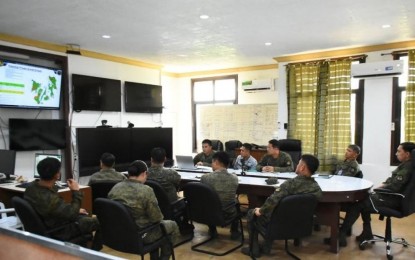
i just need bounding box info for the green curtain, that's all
[405,50,415,141]
[287,59,352,171]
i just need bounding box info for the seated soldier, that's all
[24,157,101,250]
[256,139,294,173]
[88,152,126,185]
[200,151,241,239]
[108,160,180,260]
[333,144,361,177]
[234,143,258,171]
[241,154,322,257]
[193,139,216,167]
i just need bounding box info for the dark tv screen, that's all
[72,74,121,112]
[0,149,16,179]
[0,59,63,109]
[125,81,162,113]
[9,119,66,151]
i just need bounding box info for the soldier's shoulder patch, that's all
[275,187,281,192]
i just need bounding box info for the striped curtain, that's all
[405,50,415,141]
[287,60,352,171]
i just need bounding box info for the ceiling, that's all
[0,0,414,73]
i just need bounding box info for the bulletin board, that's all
[198,104,278,145]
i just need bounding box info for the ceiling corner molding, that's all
[0,33,66,53]
[175,64,278,78]
[273,40,415,63]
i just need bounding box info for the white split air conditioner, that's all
[242,79,274,91]
[351,60,404,78]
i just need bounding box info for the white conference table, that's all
[177,169,373,253]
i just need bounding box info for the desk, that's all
[0,183,92,213]
[178,170,373,253]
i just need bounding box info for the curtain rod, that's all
[285,54,367,66]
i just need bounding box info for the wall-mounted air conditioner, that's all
[242,79,274,91]
[351,60,404,78]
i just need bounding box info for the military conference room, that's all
[1,1,415,259]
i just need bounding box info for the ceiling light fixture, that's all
[102,35,111,39]
[382,24,391,29]
[200,14,209,19]
[265,42,272,46]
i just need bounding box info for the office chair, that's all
[94,198,175,260]
[89,181,119,213]
[210,139,224,151]
[359,153,415,260]
[0,202,22,229]
[182,182,244,256]
[278,139,302,169]
[224,140,242,167]
[11,196,90,246]
[251,193,318,260]
[145,179,193,245]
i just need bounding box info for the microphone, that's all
[240,158,246,176]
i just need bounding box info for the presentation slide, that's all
[0,60,62,108]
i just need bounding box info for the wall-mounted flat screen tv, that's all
[9,118,67,151]
[72,74,121,112]
[124,81,162,113]
[0,59,63,109]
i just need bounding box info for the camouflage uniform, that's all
[24,180,99,241]
[334,160,360,177]
[88,168,126,185]
[193,151,216,167]
[256,152,294,172]
[246,175,322,253]
[234,155,258,171]
[108,179,180,256]
[341,159,413,237]
[147,165,181,203]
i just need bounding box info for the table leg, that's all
[316,203,341,253]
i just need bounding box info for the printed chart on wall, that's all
[198,104,278,146]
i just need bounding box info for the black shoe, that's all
[180,223,195,235]
[356,232,373,243]
[241,247,261,258]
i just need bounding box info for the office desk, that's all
[178,170,373,253]
[0,183,92,213]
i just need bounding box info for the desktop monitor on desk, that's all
[0,149,16,181]
[34,153,62,179]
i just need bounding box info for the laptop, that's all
[34,153,62,179]
[175,155,198,170]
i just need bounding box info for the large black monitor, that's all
[72,74,121,112]
[124,81,162,113]
[0,59,63,110]
[0,149,16,180]
[9,118,66,151]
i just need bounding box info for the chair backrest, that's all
[278,139,302,169]
[211,140,224,151]
[94,198,141,254]
[265,193,318,240]
[12,196,48,236]
[90,181,119,202]
[400,150,415,216]
[225,140,242,152]
[183,182,225,226]
[145,180,173,219]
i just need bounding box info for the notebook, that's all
[175,155,198,170]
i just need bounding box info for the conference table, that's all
[177,169,373,254]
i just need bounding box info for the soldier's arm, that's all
[273,155,294,172]
[193,153,201,165]
[146,190,164,223]
[256,155,267,172]
[259,182,290,216]
[383,168,411,192]
[49,191,83,221]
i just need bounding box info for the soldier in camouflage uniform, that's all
[200,151,240,239]
[24,157,101,249]
[108,160,179,260]
[193,139,216,167]
[256,139,294,172]
[147,147,181,203]
[88,152,126,185]
[333,144,361,177]
[242,154,322,257]
[338,142,415,247]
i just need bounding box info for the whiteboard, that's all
[198,104,278,146]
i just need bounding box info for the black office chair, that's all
[12,196,90,246]
[89,181,119,213]
[211,139,224,151]
[145,180,193,245]
[182,182,244,256]
[251,193,318,260]
[94,198,175,260]
[278,139,302,169]
[359,153,415,259]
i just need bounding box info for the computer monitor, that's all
[34,153,62,179]
[0,149,16,180]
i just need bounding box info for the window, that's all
[191,75,237,151]
[391,54,408,164]
[351,60,365,163]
